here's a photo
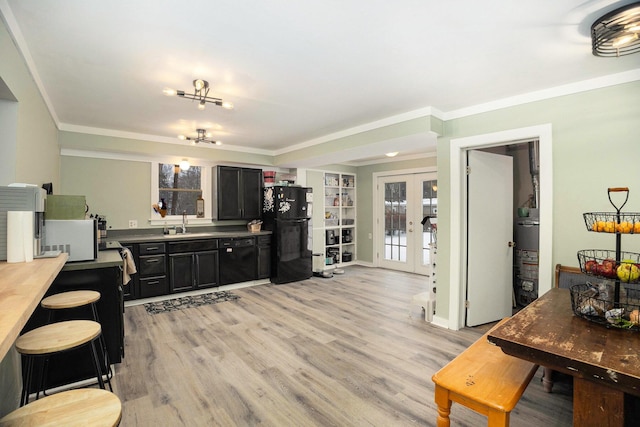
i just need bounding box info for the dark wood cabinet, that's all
[169,253,194,292]
[214,166,262,220]
[195,251,219,288]
[168,239,219,293]
[120,234,266,300]
[257,234,271,279]
[137,242,169,298]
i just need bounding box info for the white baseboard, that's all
[430,315,449,329]
[354,260,375,268]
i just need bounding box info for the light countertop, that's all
[62,250,123,271]
[0,254,68,360]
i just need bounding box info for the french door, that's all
[377,173,437,275]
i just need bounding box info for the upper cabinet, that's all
[212,166,263,220]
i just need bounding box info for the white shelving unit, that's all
[323,173,356,266]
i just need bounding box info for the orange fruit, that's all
[634,222,640,234]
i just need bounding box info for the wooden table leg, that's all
[487,409,509,427]
[573,377,624,427]
[542,367,553,393]
[434,384,452,427]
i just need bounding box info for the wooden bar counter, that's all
[0,254,68,360]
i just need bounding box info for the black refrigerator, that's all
[262,186,313,284]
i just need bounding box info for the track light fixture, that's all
[163,79,234,110]
[178,129,222,145]
[592,2,640,57]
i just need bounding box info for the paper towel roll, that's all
[7,211,34,263]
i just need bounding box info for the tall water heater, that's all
[514,216,539,306]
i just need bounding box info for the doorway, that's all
[447,124,553,331]
[376,171,437,275]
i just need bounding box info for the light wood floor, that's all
[112,266,573,426]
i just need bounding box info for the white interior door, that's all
[377,173,437,275]
[466,150,513,326]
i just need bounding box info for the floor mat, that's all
[143,291,240,314]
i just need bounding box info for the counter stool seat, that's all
[41,290,100,311]
[40,290,113,392]
[0,388,121,427]
[15,320,105,406]
[16,320,101,355]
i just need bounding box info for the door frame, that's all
[373,166,437,270]
[447,124,553,330]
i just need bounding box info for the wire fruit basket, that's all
[571,282,640,330]
[572,187,640,331]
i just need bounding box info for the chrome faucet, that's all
[181,210,187,233]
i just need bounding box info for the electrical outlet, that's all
[368,233,372,239]
[128,220,137,228]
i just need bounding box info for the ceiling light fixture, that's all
[179,160,191,171]
[591,2,640,57]
[178,128,222,145]
[163,79,234,110]
[385,152,399,157]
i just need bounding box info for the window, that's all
[158,163,202,215]
[150,162,211,225]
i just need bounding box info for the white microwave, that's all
[44,219,97,262]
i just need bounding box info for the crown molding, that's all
[59,123,273,156]
[273,106,444,156]
[443,68,640,120]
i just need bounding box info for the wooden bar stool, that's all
[0,388,121,427]
[41,290,101,322]
[16,320,106,406]
[40,290,113,391]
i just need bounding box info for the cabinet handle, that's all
[145,247,160,251]
[146,280,160,286]
[145,258,160,264]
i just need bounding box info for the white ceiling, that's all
[2,0,639,165]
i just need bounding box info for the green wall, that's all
[0,17,60,417]
[60,156,151,229]
[0,19,59,187]
[435,81,640,321]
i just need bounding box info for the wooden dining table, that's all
[487,287,640,427]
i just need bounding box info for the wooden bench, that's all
[431,318,539,426]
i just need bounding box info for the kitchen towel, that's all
[121,247,137,285]
[7,211,34,263]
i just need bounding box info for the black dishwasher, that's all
[219,237,256,285]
